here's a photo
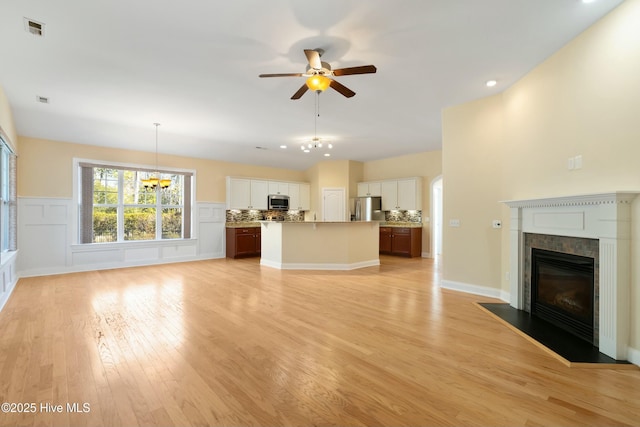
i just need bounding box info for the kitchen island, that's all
[259,221,380,270]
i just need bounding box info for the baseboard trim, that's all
[260,259,380,271]
[18,253,225,278]
[440,279,509,302]
[627,346,640,366]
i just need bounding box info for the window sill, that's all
[0,250,18,268]
[70,238,197,251]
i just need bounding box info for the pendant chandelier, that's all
[301,92,332,156]
[142,123,171,190]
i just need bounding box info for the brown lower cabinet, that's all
[226,227,261,258]
[379,226,421,257]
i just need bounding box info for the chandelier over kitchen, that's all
[141,123,171,190]
[301,92,332,157]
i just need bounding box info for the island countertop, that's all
[259,221,380,270]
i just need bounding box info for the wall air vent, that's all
[24,18,45,37]
[36,96,49,104]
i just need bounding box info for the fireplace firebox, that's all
[531,248,595,344]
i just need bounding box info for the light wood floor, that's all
[0,256,638,427]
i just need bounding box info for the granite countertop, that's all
[227,221,423,228]
[380,222,423,228]
[225,221,261,228]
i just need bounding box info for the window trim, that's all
[0,133,16,255]
[73,158,196,245]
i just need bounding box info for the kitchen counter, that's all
[259,221,380,270]
[225,221,261,228]
[227,221,423,228]
[380,222,423,228]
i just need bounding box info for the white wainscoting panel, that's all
[195,203,226,259]
[17,198,226,277]
[0,251,18,312]
[18,198,73,276]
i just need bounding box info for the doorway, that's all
[322,188,345,221]
[431,176,442,258]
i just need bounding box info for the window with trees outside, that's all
[0,136,17,253]
[79,163,192,244]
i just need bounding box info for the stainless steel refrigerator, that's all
[351,196,384,221]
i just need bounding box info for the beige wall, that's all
[18,137,306,201]
[501,0,640,199]
[304,160,352,220]
[0,85,18,153]
[363,151,443,255]
[442,95,504,287]
[442,0,640,348]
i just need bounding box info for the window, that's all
[0,136,17,253]
[79,163,192,244]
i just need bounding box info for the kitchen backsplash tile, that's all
[226,210,305,223]
[385,210,422,223]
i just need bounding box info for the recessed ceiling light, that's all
[582,0,596,4]
[24,18,45,37]
[324,153,331,157]
[280,145,287,149]
[486,80,497,88]
[303,149,310,153]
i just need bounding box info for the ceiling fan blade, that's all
[304,49,322,70]
[291,84,309,100]
[259,73,304,78]
[329,79,356,98]
[332,65,377,76]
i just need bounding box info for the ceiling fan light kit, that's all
[259,48,377,100]
[306,75,331,92]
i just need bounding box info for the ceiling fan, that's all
[259,49,377,100]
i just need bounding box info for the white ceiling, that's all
[0,0,624,170]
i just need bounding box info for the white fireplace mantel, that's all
[503,192,638,361]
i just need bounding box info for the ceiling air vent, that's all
[36,95,49,104]
[24,18,45,37]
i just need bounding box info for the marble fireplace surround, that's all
[504,192,638,361]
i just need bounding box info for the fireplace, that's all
[504,192,638,361]
[531,248,594,344]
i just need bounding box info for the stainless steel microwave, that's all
[268,194,290,211]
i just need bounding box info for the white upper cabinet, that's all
[288,184,300,209]
[226,177,269,209]
[298,183,310,211]
[357,181,381,197]
[380,178,422,211]
[396,178,421,210]
[380,181,398,211]
[268,182,289,195]
[287,183,310,210]
[227,178,251,209]
[227,177,310,211]
[250,180,269,210]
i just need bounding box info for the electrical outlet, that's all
[449,219,460,227]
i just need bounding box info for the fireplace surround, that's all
[504,192,637,361]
